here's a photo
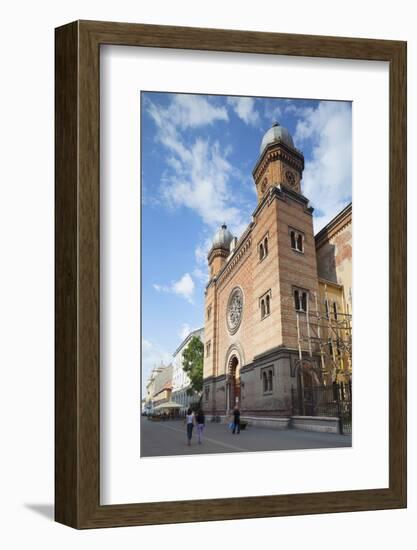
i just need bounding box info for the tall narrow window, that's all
[264,237,268,256]
[262,371,268,393]
[325,299,329,319]
[289,228,304,253]
[301,292,307,312]
[294,289,300,311]
[268,369,273,392]
[260,291,271,319]
[294,288,308,312]
[259,243,264,260]
[333,301,338,320]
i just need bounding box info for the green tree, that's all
[182,336,204,397]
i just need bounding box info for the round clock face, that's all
[285,170,296,186]
[227,287,243,334]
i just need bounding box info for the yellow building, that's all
[202,123,352,420]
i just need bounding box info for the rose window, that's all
[227,288,243,334]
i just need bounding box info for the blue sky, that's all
[141,92,352,394]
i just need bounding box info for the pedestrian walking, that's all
[232,405,241,434]
[196,409,205,444]
[185,408,195,446]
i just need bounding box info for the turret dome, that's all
[260,122,294,155]
[211,224,234,250]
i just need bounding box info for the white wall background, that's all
[0,0,415,547]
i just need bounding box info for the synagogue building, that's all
[202,123,352,421]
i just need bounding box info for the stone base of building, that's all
[207,414,340,433]
[290,415,340,433]
[203,345,323,418]
[243,416,291,429]
[208,414,290,429]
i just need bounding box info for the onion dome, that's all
[211,223,234,250]
[260,122,294,155]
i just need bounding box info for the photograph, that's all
[140,91,352,457]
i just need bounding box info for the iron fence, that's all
[292,382,352,434]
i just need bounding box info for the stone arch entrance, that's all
[226,355,241,411]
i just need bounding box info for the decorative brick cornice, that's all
[253,141,304,184]
[216,236,252,288]
[207,246,229,264]
[252,185,313,220]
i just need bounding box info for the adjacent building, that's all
[172,328,204,412]
[144,362,173,413]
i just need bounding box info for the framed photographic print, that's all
[55,20,406,528]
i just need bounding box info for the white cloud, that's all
[227,97,260,126]
[147,93,228,131]
[153,272,195,303]
[178,323,193,340]
[294,102,352,233]
[162,138,243,228]
[172,273,195,302]
[141,339,172,395]
[146,95,249,233]
[195,238,212,266]
[152,283,166,292]
[193,267,209,284]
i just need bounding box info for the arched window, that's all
[325,299,329,319]
[259,243,264,260]
[261,299,265,318]
[264,237,268,256]
[301,292,308,312]
[297,234,303,251]
[263,371,268,393]
[333,301,338,320]
[266,294,270,315]
[268,370,273,391]
[294,289,300,310]
[290,231,296,249]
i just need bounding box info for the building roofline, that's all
[172,327,204,357]
[315,202,352,249]
[318,277,343,289]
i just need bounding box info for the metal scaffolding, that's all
[296,286,352,384]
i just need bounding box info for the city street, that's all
[141,418,351,457]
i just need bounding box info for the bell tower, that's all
[207,224,234,279]
[252,122,305,201]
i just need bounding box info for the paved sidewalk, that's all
[141,418,351,457]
